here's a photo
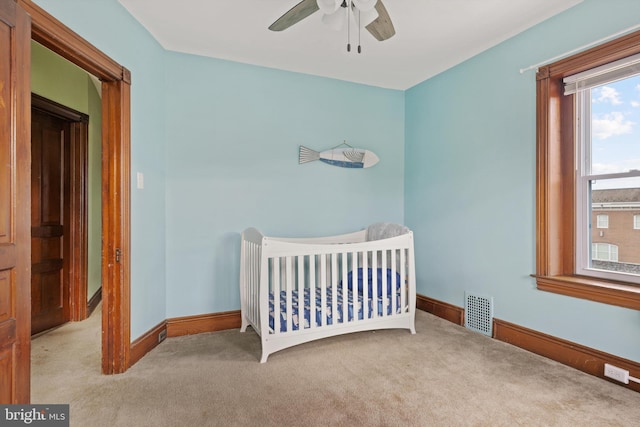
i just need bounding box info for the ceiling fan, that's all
[269,0,395,52]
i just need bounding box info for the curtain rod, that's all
[519,23,640,74]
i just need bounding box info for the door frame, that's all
[31,93,89,326]
[18,0,131,375]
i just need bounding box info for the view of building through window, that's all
[588,75,640,276]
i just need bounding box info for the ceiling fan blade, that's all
[365,0,395,41]
[269,0,320,31]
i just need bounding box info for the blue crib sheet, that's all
[268,268,403,333]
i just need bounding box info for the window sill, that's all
[535,275,640,310]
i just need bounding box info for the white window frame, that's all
[634,214,640,230]
[574,86,640,284]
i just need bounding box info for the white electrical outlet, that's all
[604,363,629,384]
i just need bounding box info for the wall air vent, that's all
[464,292,494,337]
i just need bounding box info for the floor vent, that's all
[465,292,494,336]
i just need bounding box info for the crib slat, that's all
[390,249,397,316]
[341,252,348,324]
[382,249,388,317]
[371,250,378,319]
[309,255,316,329]
[330,253,337,326]
[351,251,358,322]
[257,244,262,329]
[361,249,368,321]
[285,256,293,332]
[345,252,358,322]
[320,254,327,326]
[297,255,305,330]
[400,249,408,313]
[272,258,280,334]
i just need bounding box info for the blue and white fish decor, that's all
[299,142,379,169]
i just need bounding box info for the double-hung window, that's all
[535,30,640,310]
[565,55,640,284]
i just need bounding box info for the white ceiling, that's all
[118,0,582,90]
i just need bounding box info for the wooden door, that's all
[0,0,31,404]
[30,108,70,335]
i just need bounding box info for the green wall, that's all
[31,41,103,302]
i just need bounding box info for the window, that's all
[634,214,640,229]
[596,215,609,229]
[591,243,618,262]
[535,30,640,310]
[567,61,640,283]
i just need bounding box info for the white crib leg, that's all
[240,315,248,333]
[260,351,269,363]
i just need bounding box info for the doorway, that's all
[30,93,92,336]
[0,0,131,403]
[21,0,132,377]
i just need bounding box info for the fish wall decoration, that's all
[299,142,379,169]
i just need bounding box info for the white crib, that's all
[240,223,416,363]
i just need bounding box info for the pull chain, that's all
[357,9,362,54]
[346,1,351,52]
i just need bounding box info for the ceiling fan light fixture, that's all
[268,0,395,52]
[317,0,340,14]
[321,9,346,31]
[353,7,378,27]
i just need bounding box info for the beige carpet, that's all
[31,306,640,426]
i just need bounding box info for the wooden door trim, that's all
[18,0,131,374]
[17,0,126,83]
[101,78,131,374]
[67,114,89,321]
[32,94,90,322]
[32,93,88,122]
[1,0,31,403]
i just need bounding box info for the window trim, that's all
[535,29,640,311]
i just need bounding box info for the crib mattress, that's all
[268,286,402,333]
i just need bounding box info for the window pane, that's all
[590,75,640,175]
[596,214,608,228]
[592,243,619,261]
[590,178,640,274]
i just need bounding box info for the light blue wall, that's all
[164,53,404,317]
[33,1,404,329]
[34,0,168,340]
[405,0,640,362]
[34,0,639,363]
